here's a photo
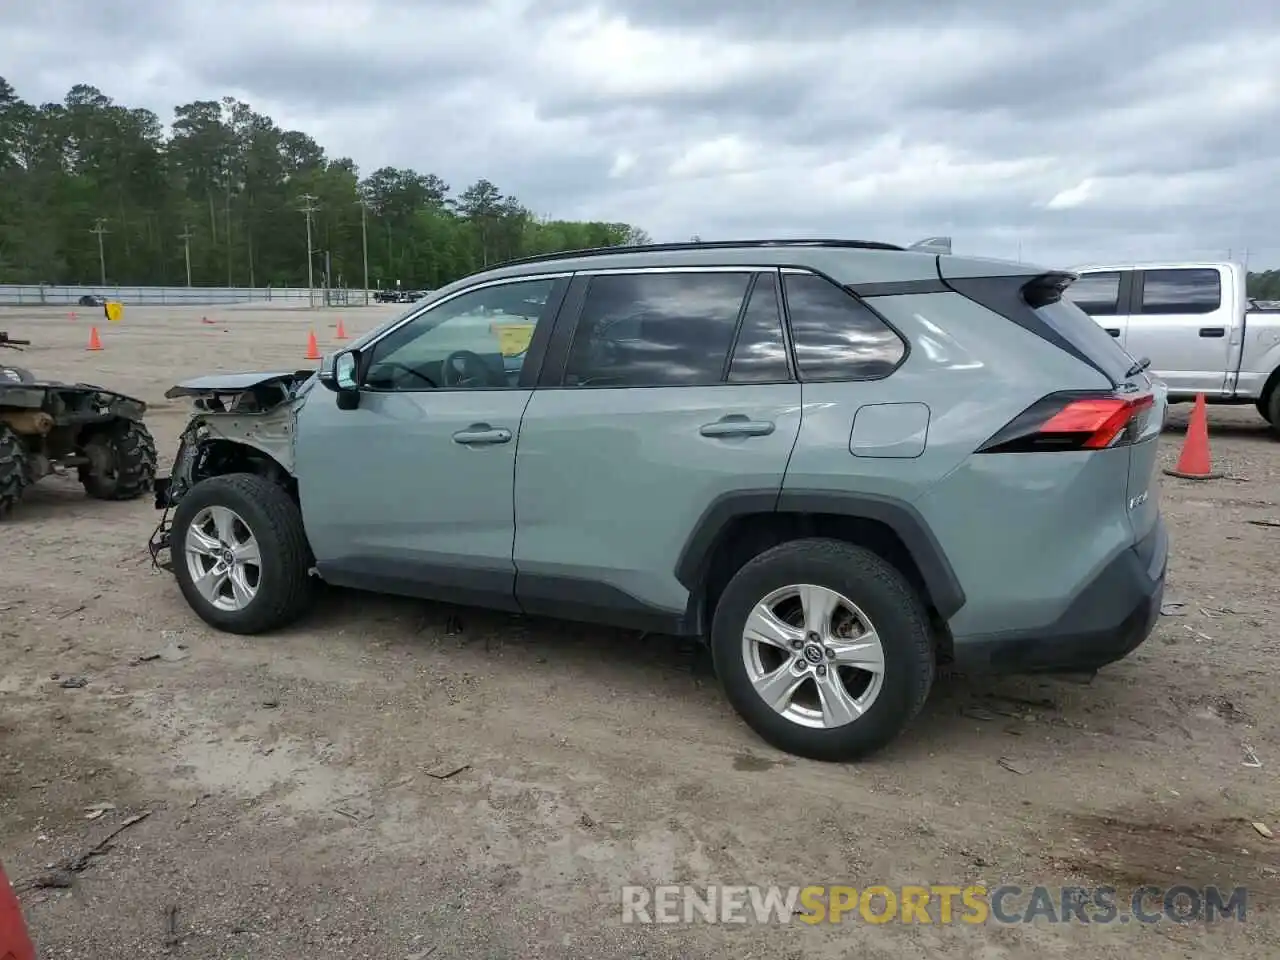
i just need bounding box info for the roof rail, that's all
[488,238,906,270]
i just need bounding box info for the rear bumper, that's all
[952,518,1168,673]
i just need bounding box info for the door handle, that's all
[699,417,776,438]
[1105,328,1121,337]
[452,424,512,445]
[1199,327,1225,338]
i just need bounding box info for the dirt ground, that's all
[1,303,1278,959]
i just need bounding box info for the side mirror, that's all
[334,350,359,390]
[321,349,362,409]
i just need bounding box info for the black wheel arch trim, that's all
[674,488,966,620]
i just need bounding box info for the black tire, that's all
[79,418,157,500]
[0,424,29,519]
[711,538,935,762]
[170,473,314,634]
[1265,387,1280,437]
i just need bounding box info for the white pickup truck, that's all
[1065,260,1280,433]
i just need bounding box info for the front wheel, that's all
[711,538,935,762]
[80,419,157,500]
[170,473,315,634]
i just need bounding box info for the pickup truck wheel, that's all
[0,425,29,519]
[1265,388,1280,436]
[711,538,935,762]
[170,473,314,634]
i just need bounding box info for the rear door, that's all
[1124,267,1231,396]
[512,267,802,626]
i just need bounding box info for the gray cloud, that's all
[1,0,1278,267]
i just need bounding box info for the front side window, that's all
[363,277,559,390]
[562,271,753,387]
[1065,271,1122,316]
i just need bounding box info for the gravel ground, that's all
[1,304,1278,959]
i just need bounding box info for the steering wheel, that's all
[442,350,492,387]
[375,361,437,389]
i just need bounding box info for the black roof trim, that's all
[489,238,906,270]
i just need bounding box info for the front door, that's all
[1065,269,1130,344]
[295,274,569,608]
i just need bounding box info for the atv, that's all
[0,331,157,518]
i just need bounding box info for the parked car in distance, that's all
[1066,261,1280,433]
[148,238,1168,762]
[78,294,106,306]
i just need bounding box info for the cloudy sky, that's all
[3,0,1279,267]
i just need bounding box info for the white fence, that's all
[0,284,377,306]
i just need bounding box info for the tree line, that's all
[0,78,650,290]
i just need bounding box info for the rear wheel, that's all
[0,424,29,519]
[79,419,157,500]
[170,473,314,634]
[1265,387,1280,437]
[711,538,935,762]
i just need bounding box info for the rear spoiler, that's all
[1021,271,1079,308]
[907,236,953,254]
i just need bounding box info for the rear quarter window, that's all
[781,272,905,380]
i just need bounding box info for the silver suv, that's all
[149,239,1169,761]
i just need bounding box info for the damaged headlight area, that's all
[147,369,314,572]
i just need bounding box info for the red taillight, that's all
[978,392,1155,454]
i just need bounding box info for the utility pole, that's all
[300,194,319,308]
[90,218,109,286]
[178,225,194,287]
[354,198,370,306]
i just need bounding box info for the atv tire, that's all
[0,424,28,519]
[79,418,157,501]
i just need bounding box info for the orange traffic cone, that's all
[0,861,37,960]
[68,310,77,321]
[305,331,321,360]
[86,326,103,351]
[335,318,348,340]
[1163,393,1222,480]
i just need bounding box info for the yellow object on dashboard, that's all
[492,323,535,357]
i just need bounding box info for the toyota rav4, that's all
[148,238,1169,762]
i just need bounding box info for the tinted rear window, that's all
[1036,297,1136,382]
[1139,268,1221,314]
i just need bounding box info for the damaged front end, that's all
[148,369,315,571]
